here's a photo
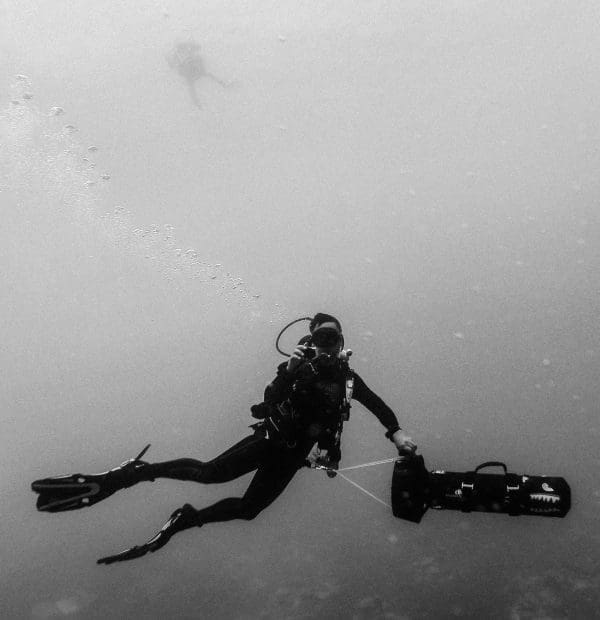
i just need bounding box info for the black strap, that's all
[460,471,476,512]
[474,461,507,474]
[468,462,522,515]
[505,473,522,516]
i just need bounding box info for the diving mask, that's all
[311,327,341,348]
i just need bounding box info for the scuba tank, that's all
[392,456,571,523]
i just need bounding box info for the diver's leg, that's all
[97,442,310,564]
[193,444,305,524]
[97,472,297,565]
[142,433,269,484]
[32,434,268,512]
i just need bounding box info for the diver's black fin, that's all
[97,503,199,565]
[31,472,111,512]
[31,445,153,513]
[134,443,151,461]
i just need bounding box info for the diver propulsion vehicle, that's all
[391,455,571,522]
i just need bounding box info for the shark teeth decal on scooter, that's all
[530,493,561,504]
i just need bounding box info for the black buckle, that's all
[505,473,521,516]
[460,473,475,512]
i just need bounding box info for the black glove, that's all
[97,503,199,565]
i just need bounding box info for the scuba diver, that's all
[166,39,229,109]
[32,313,417,564]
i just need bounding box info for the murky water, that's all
[2,2,599,619]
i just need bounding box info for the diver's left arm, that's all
[352,373,417,455]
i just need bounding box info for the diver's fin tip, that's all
[135,444,151,461]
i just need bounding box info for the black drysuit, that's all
[143,361,401,525]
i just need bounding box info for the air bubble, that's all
[2,98,274,318]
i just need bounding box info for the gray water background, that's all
[1,1,599,618]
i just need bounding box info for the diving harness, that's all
[252,316,354,476]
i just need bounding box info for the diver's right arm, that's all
[263,346,309,403]
[286,345,310,374]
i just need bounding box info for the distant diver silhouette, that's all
[166,40,229,109]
